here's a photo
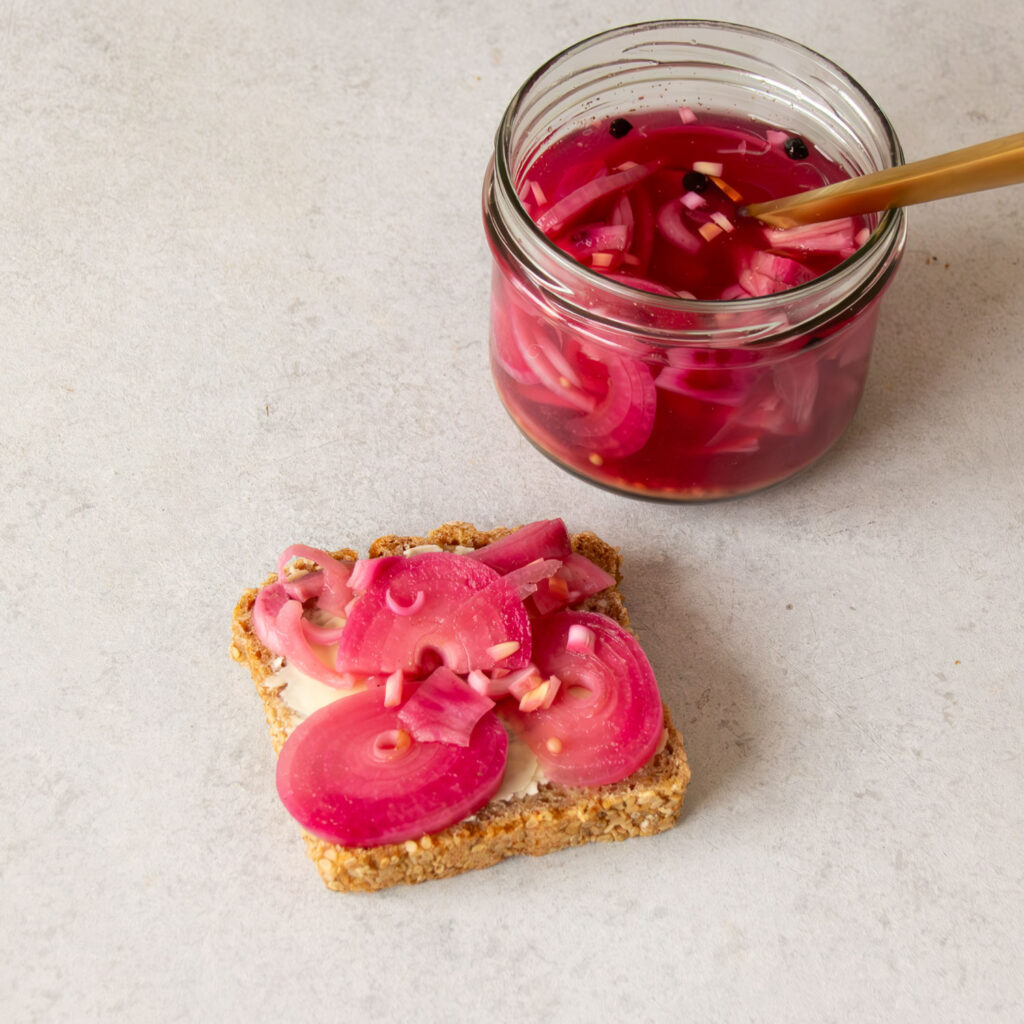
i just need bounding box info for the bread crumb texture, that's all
[229,521,690,892]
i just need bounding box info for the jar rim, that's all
[490,19,906,328]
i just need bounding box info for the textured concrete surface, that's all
[3,2,1022,1021]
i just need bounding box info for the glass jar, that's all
[482,20,906,501]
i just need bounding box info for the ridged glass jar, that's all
[482,20,906,501]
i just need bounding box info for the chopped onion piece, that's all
[397,666,496,747]
[710,211,735,233]
[516,675,562,711]
[502,665,540,697]
[719,138,770,156]
[499,557,563,600]
[678,106,697,124]
[542,674,562,709]
[519,677,557,713]
[693,160,723,177]
[486,640,521,663]
[699,222,724,242]
[656,200,702,253]
[467,668,513,699]
[566,623,596,654]
[384,669,404,708]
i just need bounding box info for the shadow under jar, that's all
[482,20,906,501]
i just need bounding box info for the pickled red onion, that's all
[499,558,563,600]
[300,619,348,645]
[762,217,858,256]
[467,518,571,574]
[335,552,531,676]
[276,545,354,617]
[467,669,514,699]
[537,161,659,236]
[259,596,355,689]
[348,555,400,593]
[562,344,657,459]
[276,685,507,846]
[530,553,616,616]
[566,624,596,654]
[502,665,542,700]
[384,668,404,708]
[656,200,702,254]
[499,611,663,787]
[397,666,496,746]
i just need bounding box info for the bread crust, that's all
[230,522,690,892]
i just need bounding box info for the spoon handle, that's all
[745,131,1024,228]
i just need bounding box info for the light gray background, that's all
[3,1,1022,1021]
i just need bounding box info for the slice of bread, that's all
[230,521,690,892]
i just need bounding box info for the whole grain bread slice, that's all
[229,521,690,892]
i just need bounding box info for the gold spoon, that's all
[744,131,1024,228]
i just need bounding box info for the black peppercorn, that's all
[608,117,633,138]
[682,170,710,193]
[784,136,809,160]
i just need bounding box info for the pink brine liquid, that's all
[488,109,885,499]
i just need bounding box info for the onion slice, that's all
[276,545,355,617]
[276,685,508,846]
[762,217,858,256]
[537,161,659,236]
[530,553,616,616]
[498,611,664,787]
[251,588,354,688]
[656,200,702,254]
[335,552,531,676]
[562,343,657,459]
[467,519,571,574]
